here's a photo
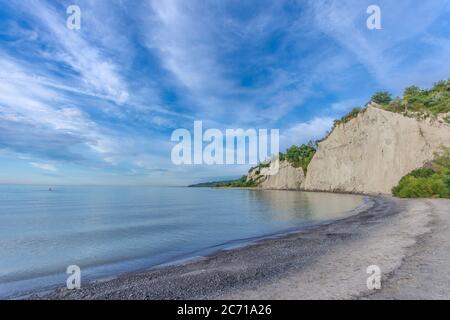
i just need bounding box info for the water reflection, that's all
[0,186,363,297]
[248,190,363,221]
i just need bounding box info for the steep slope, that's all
[247,160,305,190]
[303,104,450,194]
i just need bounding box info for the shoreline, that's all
[25,195,450,300]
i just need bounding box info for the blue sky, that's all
[0,0,449,186]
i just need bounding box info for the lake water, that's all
[0,185,364,297]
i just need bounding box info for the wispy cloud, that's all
[144,0,348,125]
[12,0,129,104]
[310,0,450,91]
[0,0,449,185]
[0,55,118,164]
[30,162,57,172]
[282,117,334,149]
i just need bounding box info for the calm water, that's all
[0,185,364,297]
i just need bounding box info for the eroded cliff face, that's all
[248,160,305,190]
[248,105,450,195]
[304,105,450,194]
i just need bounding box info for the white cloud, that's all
[142,0,363,126]
[282,117,334,149]
[147,0,228,93]
[13,0,129,105]
[310,0,450,90]
[0,55,119,162]
[30,162,57,172]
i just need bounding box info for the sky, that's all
[0,0,449,186]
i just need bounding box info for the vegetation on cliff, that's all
[333,107,363,126]
[392,147,450,198]
[375,78,450,117]
[279,143,316,174]
[330,78,449,130]
[371,91,393,105]
[248,161,271,176]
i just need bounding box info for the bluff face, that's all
[247,160,305,190]
[248,104,450,195]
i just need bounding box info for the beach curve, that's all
[30,196,450,300]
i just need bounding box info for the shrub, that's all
[392,175,448,198]
[379,78,450,117]
[284,144,316,173]
[408,167,435,179]
[372,91,393,104]
[392,147,450,198]
[403,86,422,104]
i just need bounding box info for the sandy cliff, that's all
[248,160,305,190]
[304,105,450,194]
[249,104,450,194]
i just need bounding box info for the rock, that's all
[248,160,305,190]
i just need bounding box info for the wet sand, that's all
[30,196,450,300]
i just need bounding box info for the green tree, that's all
[285,144,316,173]
[432,80,447,92]
[371,91,393,104]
